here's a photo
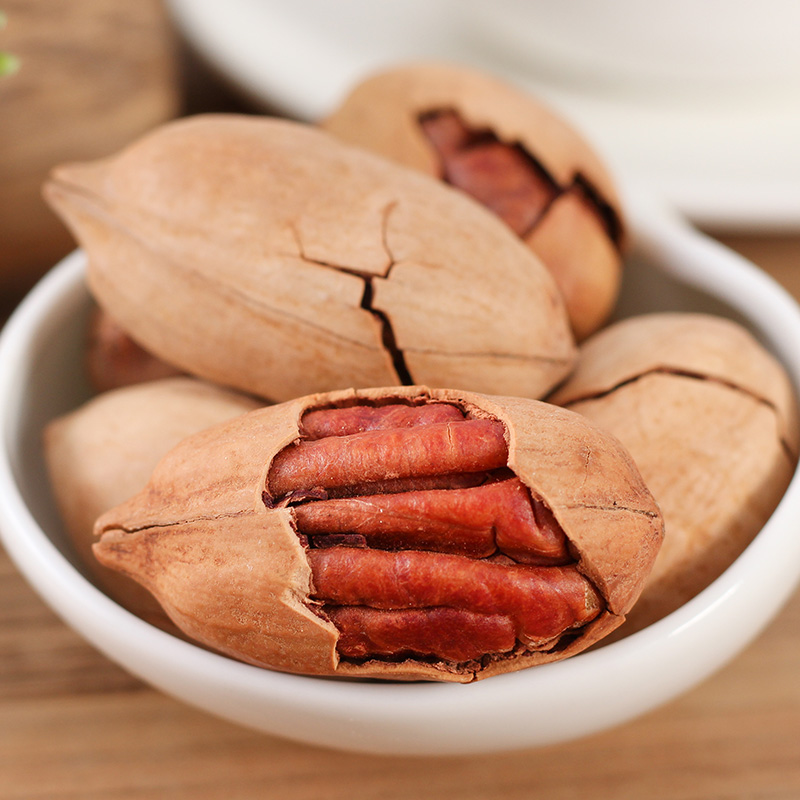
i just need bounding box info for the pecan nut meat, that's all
[93,386,663,682]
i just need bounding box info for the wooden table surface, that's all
[3,4,800,797]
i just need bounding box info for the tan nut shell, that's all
[43,114,575,403]
[44,377,261,629]
[322,62,625,339]
[550,312,800,634]
[93,386,663,683]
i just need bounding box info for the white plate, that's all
[3,194,800,755]
[166,0,800,231]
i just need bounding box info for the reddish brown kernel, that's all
[325,606,517,662]
[320,470,495,500]
[301,402,465,439]
[294,478,570,564]
[268,418,508,499]
[86,308,183,392]
[417,109,474,156]
[419,109,556,237]
[263,399,607,665]
[307,547,599,649]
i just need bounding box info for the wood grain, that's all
[0,0,179,313]
[1,536,799,799]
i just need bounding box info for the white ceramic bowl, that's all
[462,0,800,94]
[2,196,800,756]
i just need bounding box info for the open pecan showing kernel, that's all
[94,387,663,682]
[322,62,626,340]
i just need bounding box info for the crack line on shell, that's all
[288,201,397,277]
[577,445,591,495]
[400,346,571,364]
[523,176,624,248]
[97,509,258,536]
[290,208,414,385]
[74,195,394,354]
[418,108,623,247]
[177,260,401,355]
[565,502,663,520]
[379,200,399,265]
[50,189,385,357]
[561,367,796,460]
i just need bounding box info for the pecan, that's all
[44,114,575,403]
[550,313,800,635]
[43,377,261,630]
[322,63,625,340]
[93,386,663,682]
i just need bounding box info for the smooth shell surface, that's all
[44,377,261,627]
[322,62,625,339]
[94,386,663,682]
[43,114,575,402]
[550,312,800,632]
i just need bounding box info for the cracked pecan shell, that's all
[93,386,663,682]
[322,62,626,340]
[43,114,575,403]
[550,312,800,633]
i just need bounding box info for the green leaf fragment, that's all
[0,52,19,75]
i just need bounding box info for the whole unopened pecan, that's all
[43,114,575,403]
[550,313,800,634]
[322,62,626,340]
[44,377,261,629]
[93,386,663,682]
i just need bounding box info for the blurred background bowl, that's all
[163,0,800,231]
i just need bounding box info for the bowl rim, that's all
[2,201,800,755]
